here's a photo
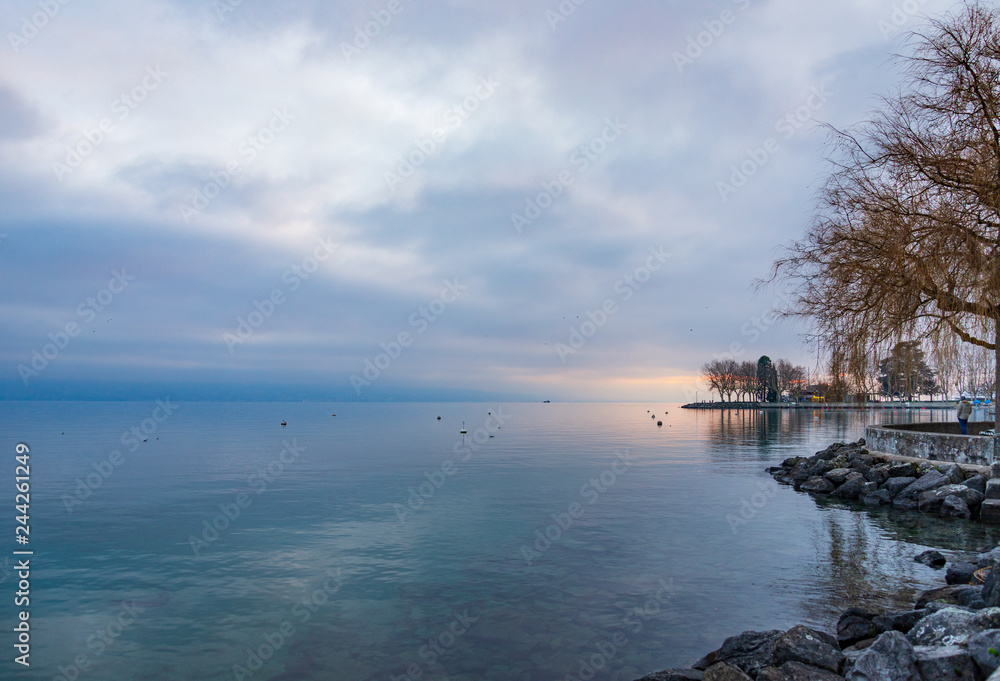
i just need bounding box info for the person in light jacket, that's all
[957,398,973,435]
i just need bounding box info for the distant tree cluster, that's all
[700,356,806,403]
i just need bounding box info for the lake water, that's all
[1,401,998,681]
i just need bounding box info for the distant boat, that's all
[543,400,550,403]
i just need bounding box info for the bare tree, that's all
[765,1,1000,431]
[701,359,739,402]
[776,359,807,401]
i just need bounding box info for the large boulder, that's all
[862,490,892,506]
[832,473,867,500]
[708,630,782,678]
[983,565,1000,606]
[837,609,880,648]
[914,585,984,610]
[982,500,1000,524]
[882,477,916,498]
[801,477,836,494]
[907,606,1000,645]
[913,644,978,680]
[772,625,844,674]
[897,471,949,500]
[703,662,751,681]
[943,464,966,484]
[987,478,1000,500]
[844,630,917,681]
[887,463,915,478]
[824,468,854,486]
[942,495,972,519]
[966,474,987,495]
[968,629,1000,677]
[946,562,979,585]
[917,484,983,513]
[871,610,926,635]
[756,661,843,680]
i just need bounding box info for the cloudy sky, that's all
[0,0,958,402]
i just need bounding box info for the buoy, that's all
[332,414,336,417]
[657,421,663,426]
[460,421,467,434]
[437,416,442,420]
[281,421,287,426]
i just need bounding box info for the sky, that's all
[0,0,961,402]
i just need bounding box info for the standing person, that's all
[957,397,973,435]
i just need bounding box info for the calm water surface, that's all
[0,402,997,680]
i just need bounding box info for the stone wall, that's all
[865,422,996,465]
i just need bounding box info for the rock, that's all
[992,461,1000,479]
[918,484,984,512]
[897,471,948,500]
[832,474,867,500]
[887,463,915,478]
[864,467,887,486]
[892,497,918,511]
[837,609,880,648]
[691,651,717,671]
[914,550,946,568]
[703,662,751,681]
[943,464,966,484]
[801,477,836,494]
[845,630,917,681]
[634,670,705,681]
[773,625,844,674]
[907,606,1000,645]
[979,547,1000,567]
[781,457,804,469]
[988,478,1000,500]
[842,637,877,652]
[984,500,1000,524]
[913,644,978,680]
[942,494,972,519]
[824,468,854,486]
[882,477,916,498]
[862,490,891,506]
[756,661,843,680]
[871,610,926,635]
[946,562,979,585]
[966,474,987,495]
[969,629,1000,677]
[924,601,971,615]
[859,481,877,496]
[807,460,834,477]
[917,462,936,475]
[983,568,1000,607]
[914,584,984,610]
[711,630,782,678]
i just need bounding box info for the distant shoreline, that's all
[681,401,976,411]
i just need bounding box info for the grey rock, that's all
[871,610,926,635]
[946,562,978,585]
[634,670,705,681]
[992,461,1000,479]
[838,609,880,648]
[832,474,867,500]
[988,478,1000,500]
[914,584,984,610]
[913,644,977,680]
[983,565,1000,606]
[801,477,836,494]
[807,461,834,478]
[887,463,915,478]
[897,471,948,499]
[892,497,918,511]
[966,474,987,495]
[969,629,1000,676]
[907,606,1000,645]
[757,661,843,680]
[859,481,877,496]
[824,468,854,486]
[883,477,917,498]
[982,500,1000,524]
[845,630,917,681]
[703,662,751,681]
[942,494,972,519]
[712,630,782,678]
[978,547,1000,567]
[943,464,966,484]
[862,490,892,506]
[914,550,946,568]
[773,625,844,674]
[917,484,984,512]
[924,601,972,615]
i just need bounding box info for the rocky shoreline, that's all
[631,439,1000,680]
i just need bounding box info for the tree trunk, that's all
[995,320,999,434]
